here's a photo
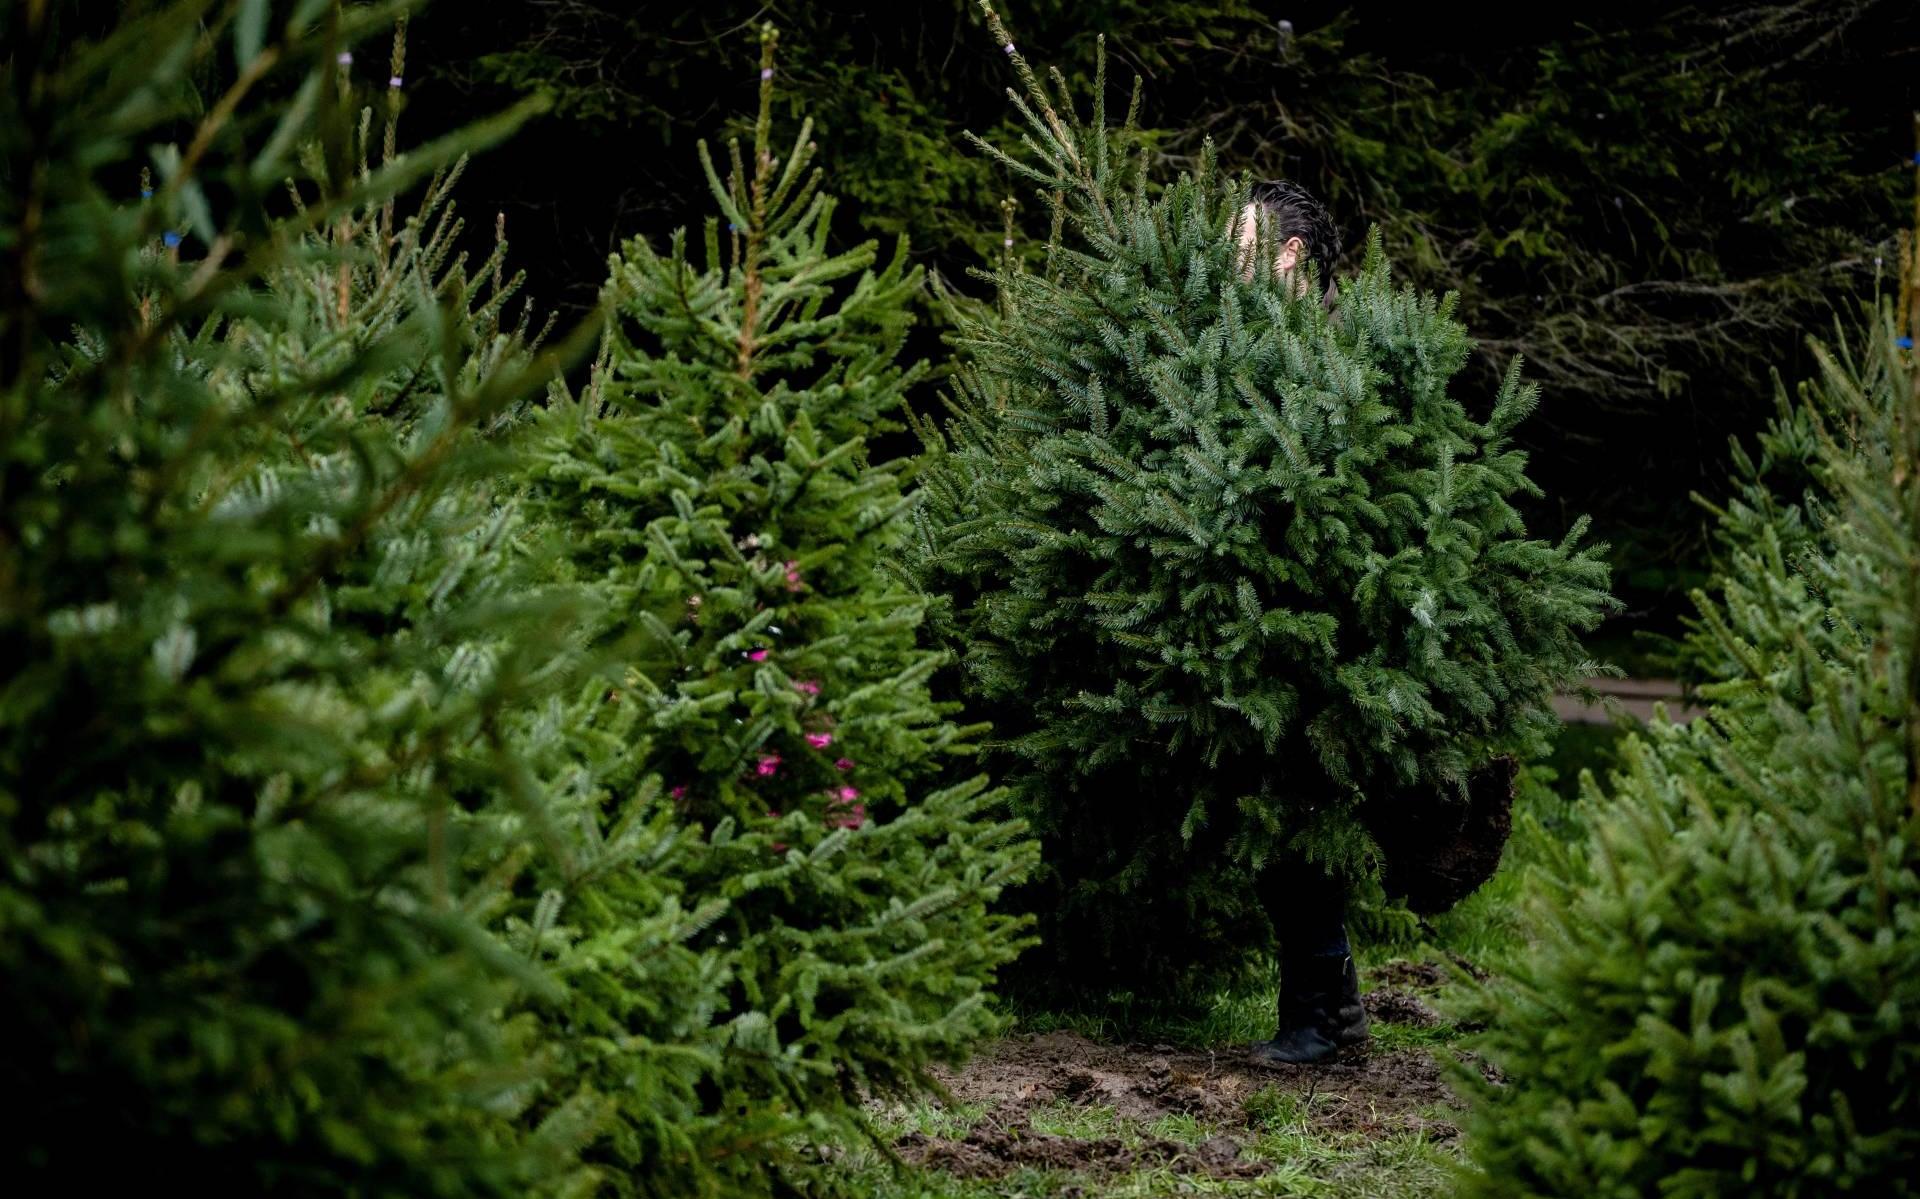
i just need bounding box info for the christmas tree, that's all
[518,25,1037,1187]
[0,6,627,1189]
[1450,199,1920,1198]
[0,9,762,1193]
[912,8,1613,995]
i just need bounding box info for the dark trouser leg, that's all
[1257,859,1351,961]
[1253,859,1368,1063]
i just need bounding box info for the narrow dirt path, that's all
[1554,677,1702,724]
[887,965,1475,1187]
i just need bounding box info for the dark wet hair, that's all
[1249,179,1342,297]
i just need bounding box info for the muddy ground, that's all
[888,964,1475,1184]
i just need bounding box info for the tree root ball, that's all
[1374,756,1516,915]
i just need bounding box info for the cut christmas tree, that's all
[912,6,1614,996]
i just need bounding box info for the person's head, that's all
[1233,179,1341,303]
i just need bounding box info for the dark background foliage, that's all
[394,0,1917,645]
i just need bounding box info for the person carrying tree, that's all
[919,15,1611,1072]
[1229,179,1372,1064]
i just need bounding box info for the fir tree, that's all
[518,25,1037,1188]
[1449,196,1920,1199]
[912,8,1613,995]
[0,6,629,1190]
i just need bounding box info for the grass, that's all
[1011,983,1277,1049]
[836,1112,1459,1198]
[870,1100,990,1141]
[1025,1100,1124,1141]
[1368,1020,1462,1054]
[835,1104,1460,1198]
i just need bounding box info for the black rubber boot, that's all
[1254,952,1369,1064]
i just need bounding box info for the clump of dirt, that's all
[1365,985,1445,1028]
[1458,1049,1508,1086]
[893,1030,1460,1181]
[1368,959,1449,991]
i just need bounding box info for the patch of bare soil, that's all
[1369,959,1450,991]
[894,1121,1265,1183]
[1365,986,1445,1028]
[894,1026,1459,1182]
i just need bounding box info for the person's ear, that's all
[1277,236,1305,272]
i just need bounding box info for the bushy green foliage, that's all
[1451,257,1920,1195]
[0,4,610,1190]
[2,8,1026,1195]
[517,27,1038,1187]
[912,22,1612,996]
[1673,331,1856,688]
